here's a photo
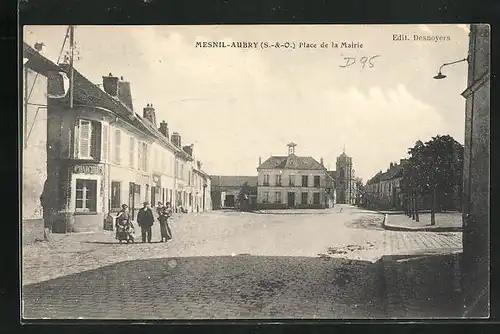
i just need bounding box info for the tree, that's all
[403,135,464,225]
[419,135,464,224]
[238,182,251,211]
[355,177,364,206]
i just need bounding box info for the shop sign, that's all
[152,174,161,187]
[73,164,103,175]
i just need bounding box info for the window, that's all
[111,181,121,209]
[181,164,184,180]
[76,119,102,160]
[302,175,309,187]
[75,179,97,212]
[301,192,308,204]
[314,176,321,188]
[78,120,91,158]
[289,175,295,186]
[188,171,192,185]
[129,137,135,168]
[153,148,157,171]
[276,174,281,186]
[263,174,270,186]
[313,192,320,204]
[263,192,269,203]
[275,192,281,203]
[175,160,179,177]
[138,142,148,171]
[101,123,108,161]
[113,129,121,165]
[340,169,345,177]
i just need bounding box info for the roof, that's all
[367,163,404,184]
[55,63,194,160]
[23,42,61,76]
[258,155,325,170]
[380,164,404,181]
[328,170,338,179]
[210,176,258,188]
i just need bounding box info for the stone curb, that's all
[252,211,336,215]
[382,214,463,232]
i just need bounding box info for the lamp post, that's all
[433,57,469,80]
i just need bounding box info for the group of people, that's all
[115,201,173,244]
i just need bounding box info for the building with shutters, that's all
[39,63,211,233]
[256,143,335,209]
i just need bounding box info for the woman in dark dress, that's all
[158,202,173,243]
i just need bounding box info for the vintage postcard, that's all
[21,24,490,320]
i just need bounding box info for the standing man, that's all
[40,179,54,241]
[137,201,154,243]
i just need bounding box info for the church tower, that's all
[336,149,354,204]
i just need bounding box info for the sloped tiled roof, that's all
[55,63,189,158]
[23,42,60,75]
[210,176,258,188]
[258,155,324,170]
[380,164,404,181]
[328,170,338,179]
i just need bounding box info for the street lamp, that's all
[433,57,469,80]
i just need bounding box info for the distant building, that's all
[210,176,258,209]
[256,143,335,209]
[364,160,406,210]
[331,151,357,204]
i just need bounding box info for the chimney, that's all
[197,160,202,170]
[259,156,262,166]
[117,76,134,111]
[159,121,169,139]
[171,132,181,148]
[183,144,194,156]
[320,157,324,166]
[390,162,394,169]
[102,73,119,96]
[143,103,156,126]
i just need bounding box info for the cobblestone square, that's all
[22,205,463,319]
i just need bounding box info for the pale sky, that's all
[23,24,470,182]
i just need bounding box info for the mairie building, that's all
[256,143,335,209]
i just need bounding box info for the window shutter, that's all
[114,130,121,164]
[144,144,148,171]
[90,121,101,159]
[78,120,91,158]
[102,123,108,161]
[129,137,135,168]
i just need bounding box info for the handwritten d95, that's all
[339,55,381,69]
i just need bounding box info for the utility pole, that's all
[69,25,75,109]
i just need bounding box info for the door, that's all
[151,186,156,206]
[287,192,295,208]
[301,192,308,206]
[128,182,135,219]
[225,195,235,207]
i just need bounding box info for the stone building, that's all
[22,42,62,220]
[210,176,258,209]
[38,65,211,233]
[332,151,357,204]
[256,143,335,209]
[364,160,406,211]
[460,23,490,317]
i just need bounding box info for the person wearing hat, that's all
[137,201,154,243]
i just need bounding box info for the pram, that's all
[116,221,135,243]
